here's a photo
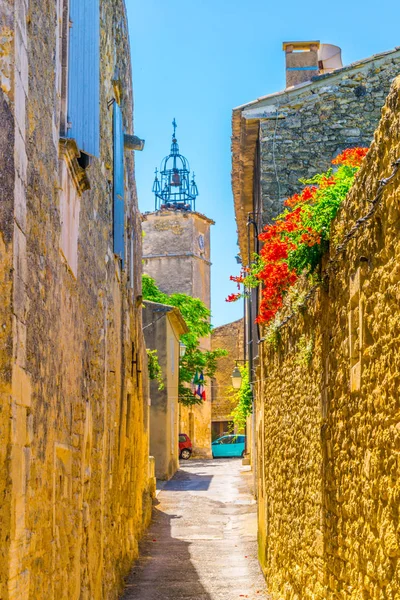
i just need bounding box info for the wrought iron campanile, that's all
[152,119,199,211]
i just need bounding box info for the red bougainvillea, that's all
[226,147,369,325]
[226,293,242,303]
[332,147,368,168]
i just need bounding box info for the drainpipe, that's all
[246,213,259,493]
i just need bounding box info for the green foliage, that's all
[178,345,228,406]
[230,366,252,433]
[146,348,164,390]
[143,274,228,406]
[300,166,357,237]
[264,320,281,350]
[286,165,358,274]
[295,334,314,367]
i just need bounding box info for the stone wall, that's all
[257,76,400,599]
[143,301,186,480]
[0,1,151,598]
[211,319,244,432]
[0,3,14,596]
[258,50,400,224]
[142,210,213,308]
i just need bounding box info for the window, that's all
[219,437,232,445]
[113,102,125,264]
[212,421,233,441]
[58,0,99,275]
[66,0,100,157]
[59,158,80,276]
[129,233,134,288]
[349,268,363,392]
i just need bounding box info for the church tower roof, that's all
[152,119,199,212]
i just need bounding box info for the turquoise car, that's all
[212,434,246,458]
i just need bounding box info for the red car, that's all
[179,433,192,459]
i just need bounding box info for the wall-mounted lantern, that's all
[231,365,242,389]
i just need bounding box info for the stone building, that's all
[143,301,187,480]
[142,124,214,458]
[0,1,151,598]
[210,319,244,440]
[231,44,400,599]
[232,43,400,256]
[232,42,400,462]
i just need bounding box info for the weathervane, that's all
[152,119,199,212]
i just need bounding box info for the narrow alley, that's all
[121,459,269,600]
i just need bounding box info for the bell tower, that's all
[142,120,213,457]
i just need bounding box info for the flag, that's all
[192,370,206,401]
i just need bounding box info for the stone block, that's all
[11,363,31,407]
[14,127,27,183]
[14,71,27,141]
[11,403,27,445]
[12,273,29,322]
[12,315,26,368]
[14,173,27,232]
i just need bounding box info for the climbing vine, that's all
[295,334,315,367]
[146,348,164,390]
[143,275,227,406]
[230,366,252,433]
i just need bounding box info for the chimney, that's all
[283,41,320,88]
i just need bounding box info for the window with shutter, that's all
[67,0,100,157]
[113,102,125,266]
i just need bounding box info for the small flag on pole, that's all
[192,370,206,401]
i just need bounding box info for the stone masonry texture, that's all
[259,51,400,225]
[256,76,400,599]
[0,1,151,598]
[211,319,244,426]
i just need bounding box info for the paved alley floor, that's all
[121,458,270,600]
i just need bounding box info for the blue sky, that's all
[126,0,399,327]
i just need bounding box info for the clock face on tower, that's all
[198,234,205,253]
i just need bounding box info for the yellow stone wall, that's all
[0,1,151,598]
[211,319,244,433]
[257,76,400,599]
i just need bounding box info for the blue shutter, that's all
[67,0,100,157]
[113,103,125,265]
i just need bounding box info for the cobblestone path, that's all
[121,458,269,600]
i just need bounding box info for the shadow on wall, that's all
[121,505,212,600]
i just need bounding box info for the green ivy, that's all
[295,334,314,367]
[143,274,228,406]
[229,366,252,433]
[146,348,164,390]
[285,165,359,274]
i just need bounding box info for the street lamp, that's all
[231,365,242,389]
[179,342,186,358]
[231,360,247,389]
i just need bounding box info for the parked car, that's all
[212,434,246,458]
[179,433,192,459]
